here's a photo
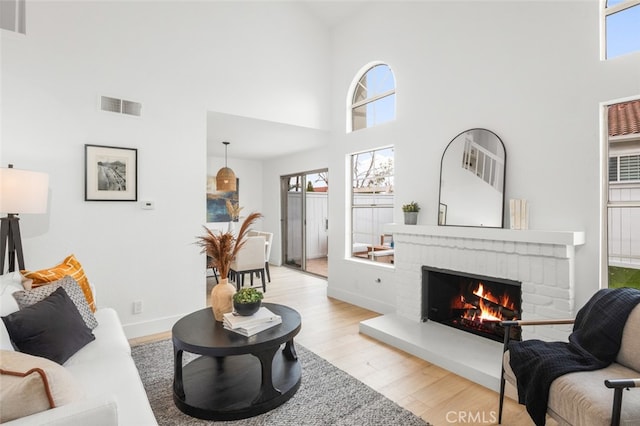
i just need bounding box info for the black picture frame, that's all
[85,144,137,201]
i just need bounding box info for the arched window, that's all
[602,0,640,59]
[350,63,396,132]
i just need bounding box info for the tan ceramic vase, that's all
[210,278,236,321]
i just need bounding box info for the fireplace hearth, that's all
[422,266,522,343]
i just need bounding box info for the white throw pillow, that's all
[0,350,83,422]
[1,271,24,316]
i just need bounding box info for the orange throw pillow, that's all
[22,255,95,312]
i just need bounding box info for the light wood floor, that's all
[304,256,327,277]
[130,266,546,426]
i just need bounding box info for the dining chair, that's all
[230,236,267,292]
[248,230,273,282]
[206,255,218,283]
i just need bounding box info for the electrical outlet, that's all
[133,300,143,314]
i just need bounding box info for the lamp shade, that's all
[216,167,237,192]
[0,167,49,214]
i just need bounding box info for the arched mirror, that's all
[438,128,506,227]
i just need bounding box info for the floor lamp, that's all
[0,164,49,274]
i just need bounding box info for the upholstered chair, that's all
[498,292,640,426]
[230,236,267,292]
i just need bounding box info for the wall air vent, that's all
[1,0,26,34]
[100,96,142,117]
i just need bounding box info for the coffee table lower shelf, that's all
[173,351,301,421]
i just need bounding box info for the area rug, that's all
[132,339,431,425]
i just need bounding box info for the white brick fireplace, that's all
[360,224,585,391]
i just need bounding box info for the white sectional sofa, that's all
[1,273,157,425]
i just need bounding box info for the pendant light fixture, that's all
[216,141,236,192]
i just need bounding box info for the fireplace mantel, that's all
[385,224,585,246]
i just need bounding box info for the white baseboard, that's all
[122,313,186,339]
[326,287,395,315]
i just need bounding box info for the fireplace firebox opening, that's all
[422,266,522,343]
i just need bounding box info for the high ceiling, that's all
[206,1,361,160]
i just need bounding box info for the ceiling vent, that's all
[100,96,142,117]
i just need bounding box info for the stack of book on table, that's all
[223,307,282,336]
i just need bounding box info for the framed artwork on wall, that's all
[85,144,137,201]
[206,176,239,222]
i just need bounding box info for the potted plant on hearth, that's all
[402,201,420,225]
[233,287,264,316]
[196,212,263,321]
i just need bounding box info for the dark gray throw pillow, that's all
[12,275,98,330]
[1,287,95,365]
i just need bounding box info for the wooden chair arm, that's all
[500,319,575,327]
[605,378,640,389]
[500,319,575,354]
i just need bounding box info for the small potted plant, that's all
[402,201,420,225]
[233,287,264,316]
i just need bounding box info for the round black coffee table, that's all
[172,303,301,420]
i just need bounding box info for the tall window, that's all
[351,147,394,264]
[606,100,640,290]
[602,0,640,59]
[351,64,396,132]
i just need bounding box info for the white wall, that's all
[0,1,331,338]
[327,1,640,312]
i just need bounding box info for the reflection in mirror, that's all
[438,129,506,227]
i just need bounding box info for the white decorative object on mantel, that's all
[509,199,529,230]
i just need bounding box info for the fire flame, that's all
[462,282,516,323]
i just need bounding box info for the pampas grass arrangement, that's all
[225,199,243,221]
[196,212,263,280]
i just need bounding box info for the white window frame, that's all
[600,95,640,287]
[349,146,395,265]
[346,61,396,133]
[600,0,640,60]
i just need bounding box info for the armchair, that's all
[498,288,640,426]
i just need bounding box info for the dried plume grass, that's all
[196,212,263,279]
[225,199,243,221]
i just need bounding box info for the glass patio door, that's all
[281,170,328,277]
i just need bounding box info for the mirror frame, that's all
[438,128,506,228]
